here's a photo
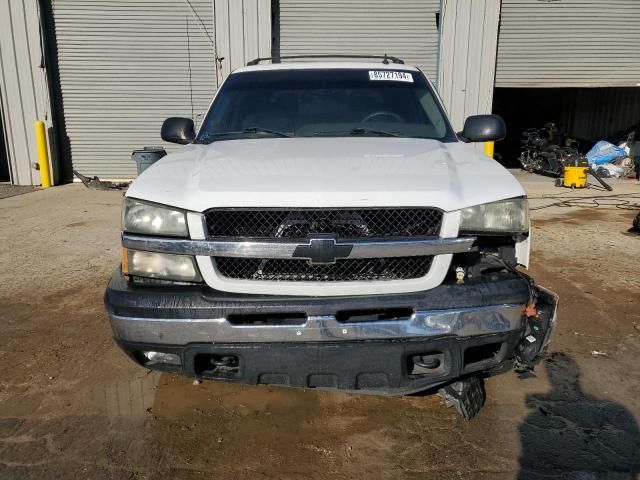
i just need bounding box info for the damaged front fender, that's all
[439,284,557,420]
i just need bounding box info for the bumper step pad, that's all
[437,375,486,420]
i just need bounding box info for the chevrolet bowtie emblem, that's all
[292,236,353,265]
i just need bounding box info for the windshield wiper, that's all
[215,127,291,137]
[200,127,291,143]
[241,127,291,137]
[312,127,399,137]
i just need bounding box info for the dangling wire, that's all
[181,0,220,89]
[186,16,195,124]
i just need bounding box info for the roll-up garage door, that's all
[51,0,217,179]
[496,0,640,88]
[278,0,441,80]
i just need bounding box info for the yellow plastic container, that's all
[563,166,588,188]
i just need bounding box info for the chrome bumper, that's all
[109,303,525,346]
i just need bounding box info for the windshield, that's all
[196,68,456,143]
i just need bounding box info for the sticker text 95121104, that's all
[368,71,413,83]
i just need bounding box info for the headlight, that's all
[459,198,529,234]
[123,249,202,282]
[122,198,187,237]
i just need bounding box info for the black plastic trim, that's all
[115,331,520,396]
[105,269,530,320]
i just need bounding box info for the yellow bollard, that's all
[35,120,52,188]
[484,141,495,159]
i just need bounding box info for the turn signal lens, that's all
[122,247,129,274]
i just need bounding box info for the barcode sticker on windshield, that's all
[368,71,413,83]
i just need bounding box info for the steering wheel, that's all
[361,111,404,123]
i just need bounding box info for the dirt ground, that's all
[0,185,36,200]
[1,173,639,480]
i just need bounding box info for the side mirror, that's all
[161,117,195,145]
[458,114,506,143]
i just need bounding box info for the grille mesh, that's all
[215,256,433,282]
[205,208,443,239]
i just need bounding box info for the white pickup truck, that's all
[105,57,557,419]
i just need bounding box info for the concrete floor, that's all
[0,173,639,479]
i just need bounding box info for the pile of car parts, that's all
[73,170,130,190]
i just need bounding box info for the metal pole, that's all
[35,120,51,188]
[484,141,495,159]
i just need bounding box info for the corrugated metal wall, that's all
[53,0,216,178]
[563,87,640,141]
[278,0,441,79]
[52,0,218,179]
[51,0,271,180]
[438,0,501,132]
[0,0,53,185]
[496,0,640,88]
[214,0,271,80]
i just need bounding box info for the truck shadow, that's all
[518,352,640,479]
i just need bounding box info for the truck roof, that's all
[233,62,421,74]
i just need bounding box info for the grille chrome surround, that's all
[121,234,475,260]
[204,208,444,239]
[184,210,458,296]
[215,256,434,282]
[123,208,465,286]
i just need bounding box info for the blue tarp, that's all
[586,141,627,166]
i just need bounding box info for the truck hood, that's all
[126,137,525,212]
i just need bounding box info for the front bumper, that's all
[105,271,557,395]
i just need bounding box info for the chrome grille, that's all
[214,256,433,282]
[205,208,443,239]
